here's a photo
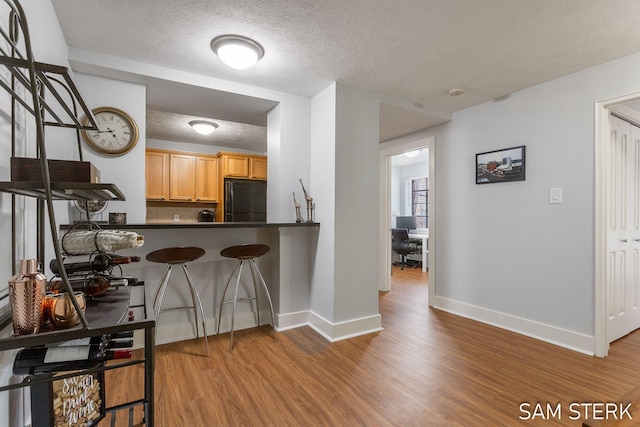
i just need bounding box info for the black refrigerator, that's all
[224,179,267,222]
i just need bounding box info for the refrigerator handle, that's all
[226,181,233,221]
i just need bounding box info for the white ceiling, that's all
[50,0,640,148]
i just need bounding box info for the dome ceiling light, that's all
[448,87,465,96]
[189,120,219,135]
[211,34,265,70]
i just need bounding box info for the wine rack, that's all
[0,1,155,426]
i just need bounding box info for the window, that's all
[411,177,428,229]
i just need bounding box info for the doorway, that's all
[595,92,640,357]
[379,136,435,303]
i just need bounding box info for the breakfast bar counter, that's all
[61,221,319,230]
[59,222,319,347]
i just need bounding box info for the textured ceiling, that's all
[51,0,640,145]
[146,110,267,152]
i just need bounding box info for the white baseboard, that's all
[431,295,595,355]
[308,311,383,342]
[135,310,384,348]
[276,310,310,331]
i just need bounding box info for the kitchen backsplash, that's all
[146,202,217,223]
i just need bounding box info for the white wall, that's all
[308,83,382,339]
[383,50,640,354]
[63,73,147,225]
[333,84,381,325]
[309,83,336,323]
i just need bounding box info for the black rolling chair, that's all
[391,228,417,270]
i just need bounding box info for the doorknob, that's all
[621,239,628,243]
[635,238,640,242]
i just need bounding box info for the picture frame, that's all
[475,145,526,184]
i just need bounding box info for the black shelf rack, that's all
[0,1,155,426]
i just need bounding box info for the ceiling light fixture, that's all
[404,150,421,158]
[211,34,265,70]
[448,87,465,96]
[189,120,219,135]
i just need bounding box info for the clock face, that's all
[81,107,139,155]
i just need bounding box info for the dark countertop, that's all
[60,222,320,230]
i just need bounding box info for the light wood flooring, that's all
[102,266,640,426]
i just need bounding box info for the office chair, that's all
[391,228,417,270]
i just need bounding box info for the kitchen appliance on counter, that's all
[197,209,215,222]
[224,179,266,222]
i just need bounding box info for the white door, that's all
[607,114,640,342]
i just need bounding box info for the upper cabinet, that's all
[145,149,219,203]
[146,149,267,203]
[218,152,267,180]
[168,153,195,201]
[194,155,219,202]
[145,150,169,201]
[249,156,268,180]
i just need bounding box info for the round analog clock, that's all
[81,106,139,155]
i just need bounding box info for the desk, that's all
[409,232,428,272]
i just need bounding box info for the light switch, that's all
[549,187,563,204]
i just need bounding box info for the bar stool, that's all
[147,246,209,356]
[216,243,276,351]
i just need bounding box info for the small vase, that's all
[8,259,47,336]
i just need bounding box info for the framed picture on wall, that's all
[475,145,526,184]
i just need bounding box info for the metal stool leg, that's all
[250,259,277,342]
[153,264,173,323]
[182,264,209,357]
[229,261,245,351]
[216,260,241,335]
[249,260,261,326]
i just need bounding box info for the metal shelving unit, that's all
[0,1,155,425]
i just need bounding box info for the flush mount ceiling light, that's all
[404,150,421,158]
[448,86,465,96]
[189,120,219,135]
[211,34,265,70]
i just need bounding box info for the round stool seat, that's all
[220,244,270,260]
[146,246,206,264]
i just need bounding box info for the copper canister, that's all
[43,291,86,329]
[8,259,47,335]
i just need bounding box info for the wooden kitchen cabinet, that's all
[145,149,169,200]
[218,152,267,180]
[220,152,250,177]
[249,156,268,179]
[195,155,219,202]
[146,149,219,203]
[169,153,195,201]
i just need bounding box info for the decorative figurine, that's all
[293,192,302,223]
[299,179,314,223]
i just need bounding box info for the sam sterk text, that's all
[519,402,632,421]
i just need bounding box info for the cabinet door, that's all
[249,156,267,180]
[195,156,218,202]
[145,151,169,200]
[223,154,249,178]
[169,154,195,201]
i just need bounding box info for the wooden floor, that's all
[102,266,640,426]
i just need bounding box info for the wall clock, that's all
[81,106,139,156]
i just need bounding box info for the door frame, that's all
[594,91,640,357]
[379,136,436,302]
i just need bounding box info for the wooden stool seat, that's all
[220,243,270,260]
[147,246,209,356]
[217,244,276,351]
[146,246,206,264]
